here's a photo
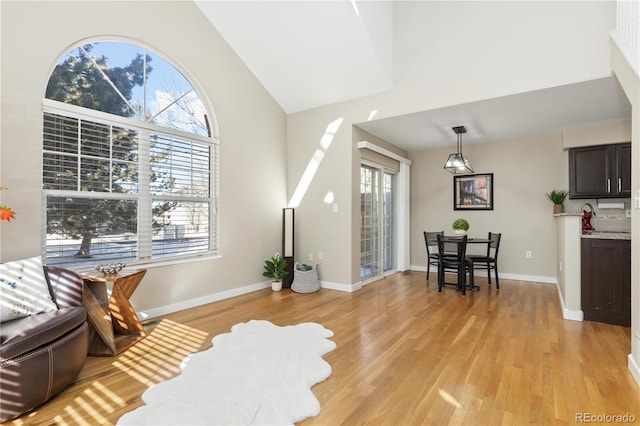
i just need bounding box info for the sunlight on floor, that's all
[438,389,463,408]
[12,319,208,426]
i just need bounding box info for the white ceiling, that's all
[356,76,632,152]
[195,1,632,152]
[195,0,393,114]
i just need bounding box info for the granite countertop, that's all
[581,232,631,240]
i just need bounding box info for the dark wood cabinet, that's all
[569,142,631,199]
[581,238,631,326]
[616,143,632,197]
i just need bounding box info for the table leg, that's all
[109,270,146,337]
[83,281,116,356]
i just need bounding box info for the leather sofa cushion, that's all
[0,306,87,360]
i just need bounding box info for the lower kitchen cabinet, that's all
[581,238,631,327]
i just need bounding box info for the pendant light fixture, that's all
[443,125,474,174]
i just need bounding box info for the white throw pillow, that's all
[0,256,58,322]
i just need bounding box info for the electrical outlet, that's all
[308,253,313,261]
[626,209,631,218]
[318,252,323,261]
[526,251,532,259]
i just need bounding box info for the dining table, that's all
[440,235,493,292]
[438,235,485,294]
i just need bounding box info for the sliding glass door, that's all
[360,164,396,282]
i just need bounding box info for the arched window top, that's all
[46,41,210,137]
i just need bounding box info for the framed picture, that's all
[454,173,493,210]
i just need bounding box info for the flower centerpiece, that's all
[0,187,15,222]
[263,253,289,292]
[452,218,469,235]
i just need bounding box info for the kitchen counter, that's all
[581,232,631,240]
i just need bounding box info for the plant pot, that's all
[271,280,282,292]
[553,204,564,214]
[453,229,466,235]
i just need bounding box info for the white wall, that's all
[0,1,622,314]
[0,1,287,313]
[375,1,615,120]
[563,119,632,148]
[287,1,616,287]
[410,132,566,281]
[611,34,640,387]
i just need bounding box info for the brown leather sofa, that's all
[0,265,89,422]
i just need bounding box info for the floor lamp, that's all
[282,208,295,288]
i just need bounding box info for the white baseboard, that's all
[629,353,640,388]
[320,280,361,292]
[631,331,640,388]
[555,283,584,321]
[139,279,358,320]
[409,265,556,284]
[139,281,271,320]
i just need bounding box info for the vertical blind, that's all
[42,109,216,268]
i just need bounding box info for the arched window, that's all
[42,41,218,268]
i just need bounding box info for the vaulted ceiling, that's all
[195,1,631,152]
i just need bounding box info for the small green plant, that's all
[263,253,289,282]
[546,189,568,205]
[297,264,313,271]
[452,218,469,231]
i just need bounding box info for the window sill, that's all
[72,252,222,274]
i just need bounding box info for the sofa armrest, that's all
[44,266,84,308]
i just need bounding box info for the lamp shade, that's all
[443,153,474,174]
[443,125,474,174]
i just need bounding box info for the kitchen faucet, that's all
[579,203,596,216]
[580,202,596,233]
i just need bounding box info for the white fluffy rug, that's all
[118,320,336,425]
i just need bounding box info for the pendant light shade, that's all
[443,125,474,174]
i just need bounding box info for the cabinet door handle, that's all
[618,178,622,192]
[607,178,611,193]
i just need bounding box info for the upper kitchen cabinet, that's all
[569,142,631,199]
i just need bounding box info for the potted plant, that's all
[452,218,469,235]
[546,189,568,214]
[263,253,289,291]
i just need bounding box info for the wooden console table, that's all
[82,269,147,356]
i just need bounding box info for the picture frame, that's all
[454,173,494,210]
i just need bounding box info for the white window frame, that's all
[42,98,220,270]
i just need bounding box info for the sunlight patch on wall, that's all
[350,0,360,16]
[323,190,335,204]
[288,118,343,208]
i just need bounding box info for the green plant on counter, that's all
[545,189,569,205]
[452,218,469,231]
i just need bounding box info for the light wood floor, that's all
[8,272,640,425]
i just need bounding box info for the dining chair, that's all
[467,232,501,289]
[423,231,444,280]
[436,234,476,296]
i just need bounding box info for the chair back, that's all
[437,234,468,263]
[424,231,444,256]
[487,232,502,258]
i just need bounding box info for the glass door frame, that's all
[360,162,398,283]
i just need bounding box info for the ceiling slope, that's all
[195,0,393,113]
[356,76,632,151]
